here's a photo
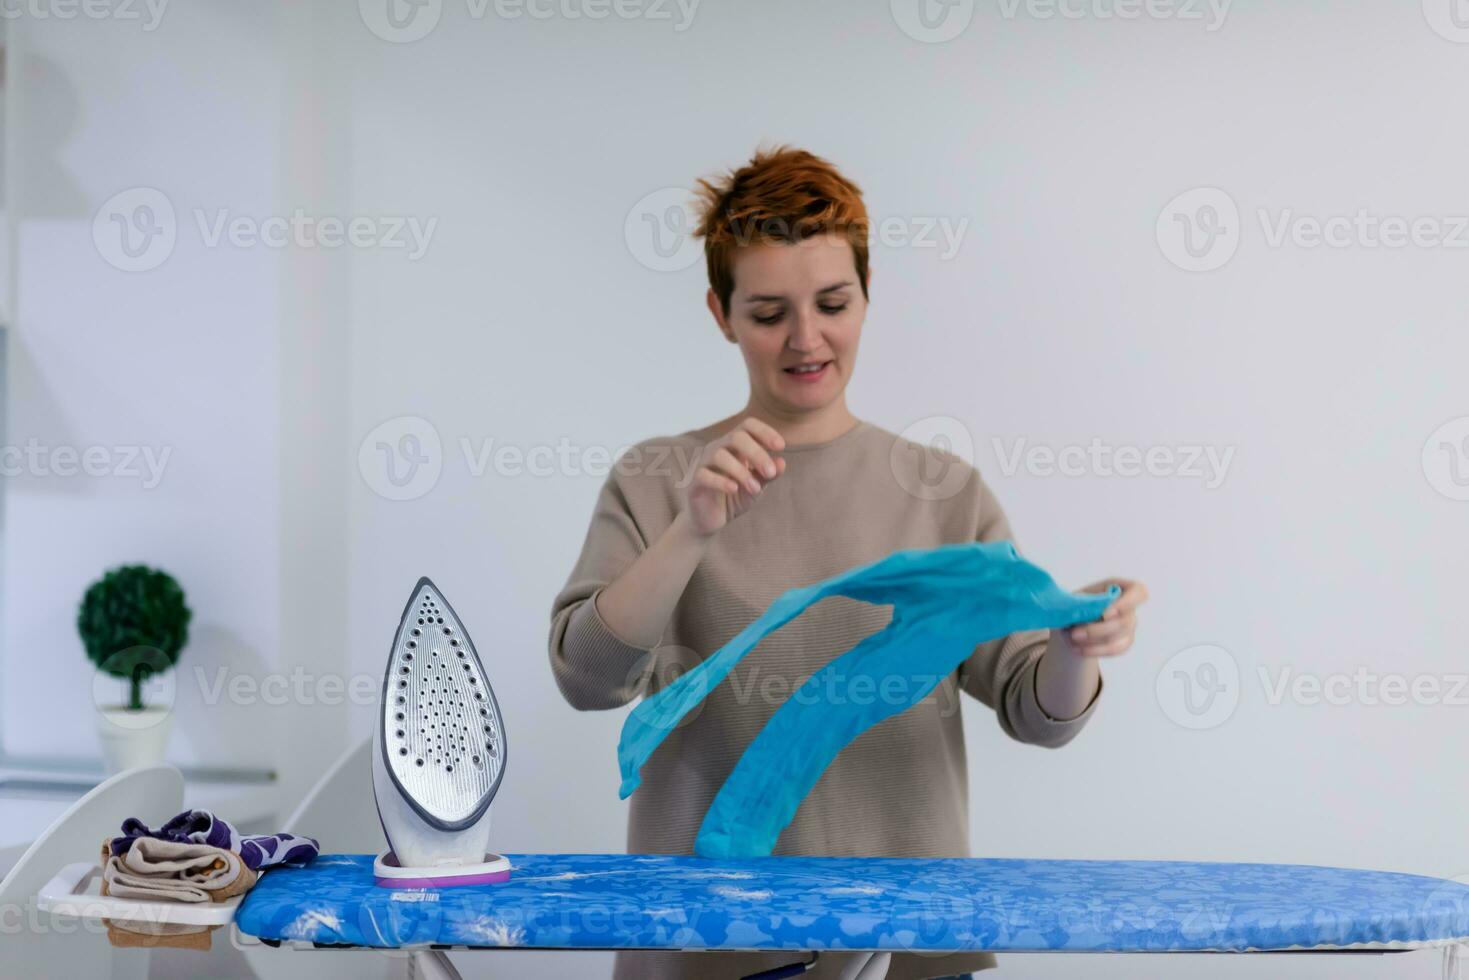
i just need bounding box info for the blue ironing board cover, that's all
[233,853,1469,953]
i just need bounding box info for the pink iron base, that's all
[372,850,512,888]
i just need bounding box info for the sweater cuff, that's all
[555,588,658,709]
[1010,651,1103,748]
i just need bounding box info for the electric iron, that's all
[372,577,510,887]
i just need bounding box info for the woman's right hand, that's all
[682,417,787,538]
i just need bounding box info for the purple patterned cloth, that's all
[108,810,319,871]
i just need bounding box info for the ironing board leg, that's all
[398,948,884,979]
[838,951,891,979]
[407,950,463,980]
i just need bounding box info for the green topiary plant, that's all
[78,565,192,711]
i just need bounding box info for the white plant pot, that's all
[96,706,173,774]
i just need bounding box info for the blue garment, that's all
[616,541,1120,858]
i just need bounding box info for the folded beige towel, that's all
[98,836,258,949]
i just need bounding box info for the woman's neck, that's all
[727,395,859,448]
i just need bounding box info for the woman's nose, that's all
[786,309,822,352]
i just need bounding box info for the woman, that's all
[548,146,1147,980]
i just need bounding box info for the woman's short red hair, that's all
[692,144,871,317]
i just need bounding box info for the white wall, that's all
[4,2,1468,978]
[2,7,289,770]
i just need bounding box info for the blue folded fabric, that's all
[616,540,1120,858]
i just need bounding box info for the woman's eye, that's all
[752,304,844,325]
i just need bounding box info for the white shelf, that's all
[38,861,244,926]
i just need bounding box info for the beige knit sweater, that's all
[548,418,1103,980]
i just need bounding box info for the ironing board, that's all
[233,853,1469,963]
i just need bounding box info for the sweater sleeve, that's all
[547,469,661,711]
[954,475,1103,748]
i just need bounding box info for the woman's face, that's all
[709,231,867,416]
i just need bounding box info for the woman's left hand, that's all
[1063,579,1148,657]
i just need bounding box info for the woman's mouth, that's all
[782,360,832,383]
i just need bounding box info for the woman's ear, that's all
[706,288,736,343]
